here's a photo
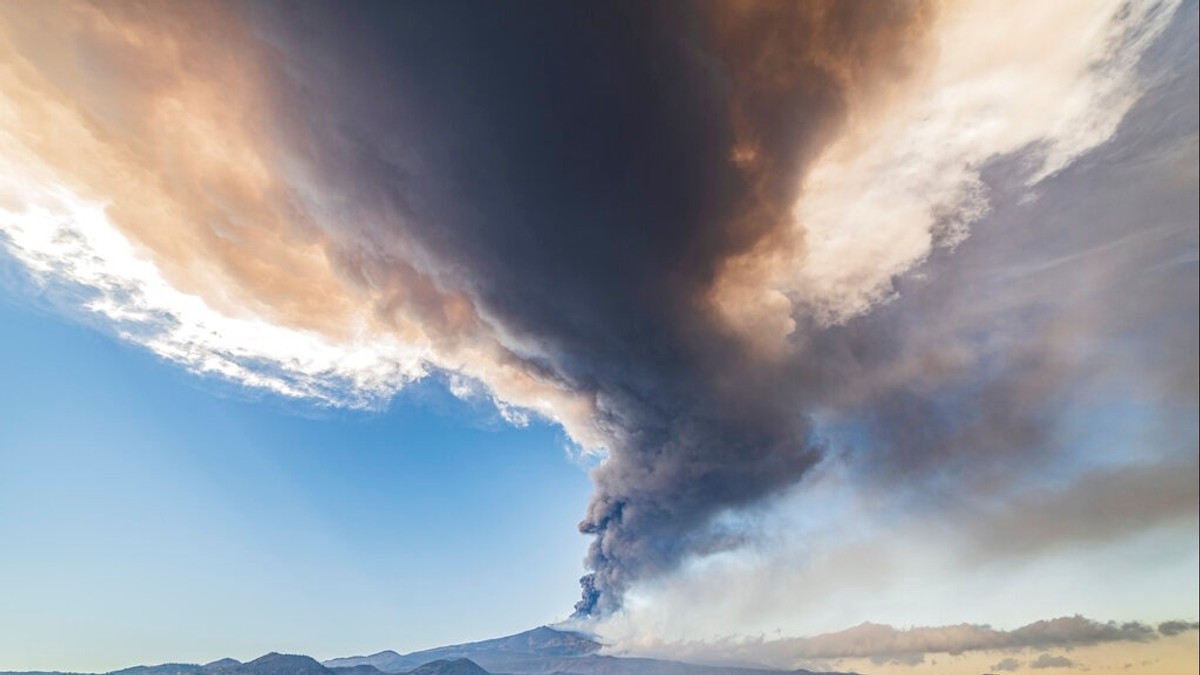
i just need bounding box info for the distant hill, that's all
[327,667,384,675]
[406,660,489,675]
[4,654,334,675]
[108,665,207,675]
[327,659,489,675]
[225,654,330,675]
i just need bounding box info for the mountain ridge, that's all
[0,626,856,675]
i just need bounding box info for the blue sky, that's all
[0,292,592,669]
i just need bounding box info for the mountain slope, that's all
[323,626,600,672]
[229,654,330,675]
[108,666,206,675]
[406,661,489,675]
[322,626,848,675]
[328,667,385,675]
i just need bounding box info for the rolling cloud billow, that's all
[0,0,1195,627]
[610,615,1200,669]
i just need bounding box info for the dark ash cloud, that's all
[1158,621,1200,636]
[991,657,1022,672]
[570,0,937,617]
[239,0,1195,619]
[248,0,939,617]
[1030,653,1075,669]
[788,616,1156,661]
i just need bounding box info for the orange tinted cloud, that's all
[0,1,600,437]
[707,0,1179,356]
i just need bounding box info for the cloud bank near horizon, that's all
[1,0,1195,627]
[599,614,1200,670]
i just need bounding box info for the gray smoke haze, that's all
[609,615,1185,668]
[799,616,1157,660]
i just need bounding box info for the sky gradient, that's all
[0,1,1197,673]
[0,298,592,667]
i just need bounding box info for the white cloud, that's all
[0,148,428,407]
[712,0,1180,351]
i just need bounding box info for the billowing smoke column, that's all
[227,0,939,617]
[564,1,937,617]
[1,0,1189,622]
[267,0,934,617]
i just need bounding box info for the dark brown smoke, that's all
[572,0,937,616]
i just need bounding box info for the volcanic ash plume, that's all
[0,0,1186,622]
[573,0,1180,616]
